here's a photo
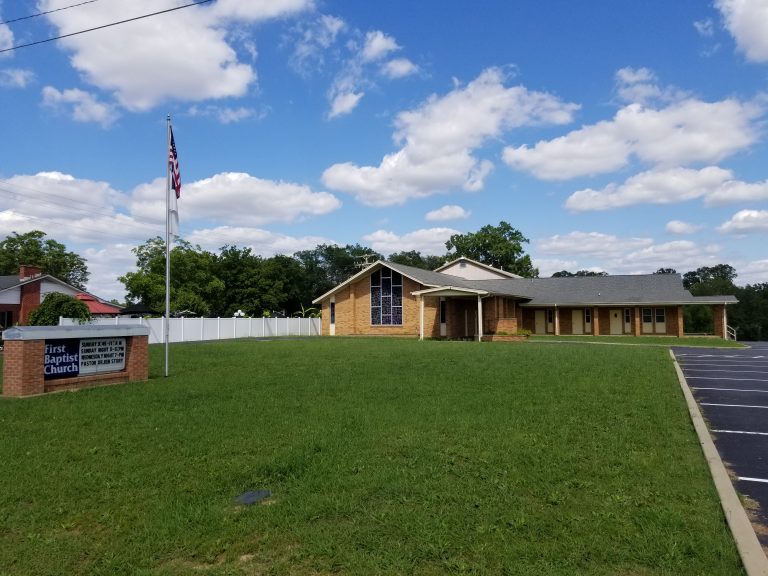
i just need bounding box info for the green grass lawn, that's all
[0,339,744,575]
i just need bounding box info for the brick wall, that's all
[320,270,438,337]
[712,304,726,339]
[19,281,41,325]
[2,340,45,397]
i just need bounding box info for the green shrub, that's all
[27,292,91,326]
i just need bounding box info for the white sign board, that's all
[78,338,126,375]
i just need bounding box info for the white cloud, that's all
[537,231,652,258]
[42,86,118,126]
[328,90,364,118]
[738,259,768,284]
[565,166,768,211]
[0,21,12,54]
[381,58,418,79]
[362,227,459,255]
[361,30,399,62]
[81,244,141,302]
[565,166,732,211]
[130,173,340,228]
[0,173,161,302]
[694,18,715,37]
[186,226,333,256]
[40,0,311,111]
[533,258,581,277]
[614,67,663,104]
[614,240,722,272]
[425,205,471,221]
[290,14,345,75]
[188,104,261,124]
[666,220,703,234]
[716,0,768,62]
[503,96,761,180]
[536,231,723,275]
[0,68,34,88]
[718,209,768,233]
[211,0,313,22]
[323,67,578,206]
[704,177,768,205]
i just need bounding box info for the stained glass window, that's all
[371,268,402,325]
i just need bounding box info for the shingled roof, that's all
[314,261,738,306]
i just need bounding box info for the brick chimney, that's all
[19,265,42,281]
[18,265,43,325]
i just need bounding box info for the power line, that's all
[0,0,101,26]
[0,0,214,54]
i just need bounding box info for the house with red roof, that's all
[0,265,121,327]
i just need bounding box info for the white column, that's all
[419,296,425,340]
[477,295,483,342]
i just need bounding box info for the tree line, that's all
[2,227,767,340]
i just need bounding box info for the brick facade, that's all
[321,273,439,337]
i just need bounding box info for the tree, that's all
[654,268,677,275]
[0,230,89,289]
[730,283,768,341]
[388,250,448,270]
[682,264,738,335]
[293,244,382,298]
[445,222,538,277]
[119,238,224,317]
[683,264,737,293]
[27,292,91,326]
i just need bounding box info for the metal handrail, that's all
[726,325,737,341]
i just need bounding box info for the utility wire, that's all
[0,0,101,26]
[0,0,214,54]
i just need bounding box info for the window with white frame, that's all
[585,308,592,323]
[370,268,403,325]
[655,308,666,324]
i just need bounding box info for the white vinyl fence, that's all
[59,316,321,345]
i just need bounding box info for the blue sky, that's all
[1,0,768,301]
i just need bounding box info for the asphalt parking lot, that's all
[674,342,768,546]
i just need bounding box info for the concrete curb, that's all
[670,350,768,576]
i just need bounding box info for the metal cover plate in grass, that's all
[235,490,271,505]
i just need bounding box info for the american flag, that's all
[169,127,181,198]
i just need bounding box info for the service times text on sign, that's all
[79,338,126,375]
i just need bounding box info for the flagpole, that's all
[165,114,172,377]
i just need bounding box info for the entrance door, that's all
[572,309,584,335]
[609,309,622,335]
[535,310,546,334]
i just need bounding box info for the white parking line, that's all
[711,429,768,436]
[676,354,766,359]
[680,361,768,366]
[686,376,768,382]
[693,387,768,393]
[684,368,768,374]
[739,477,768,484]
[701,403,768,409]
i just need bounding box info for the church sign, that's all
[44,337,127,379]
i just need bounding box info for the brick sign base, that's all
[2,325,150,398]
